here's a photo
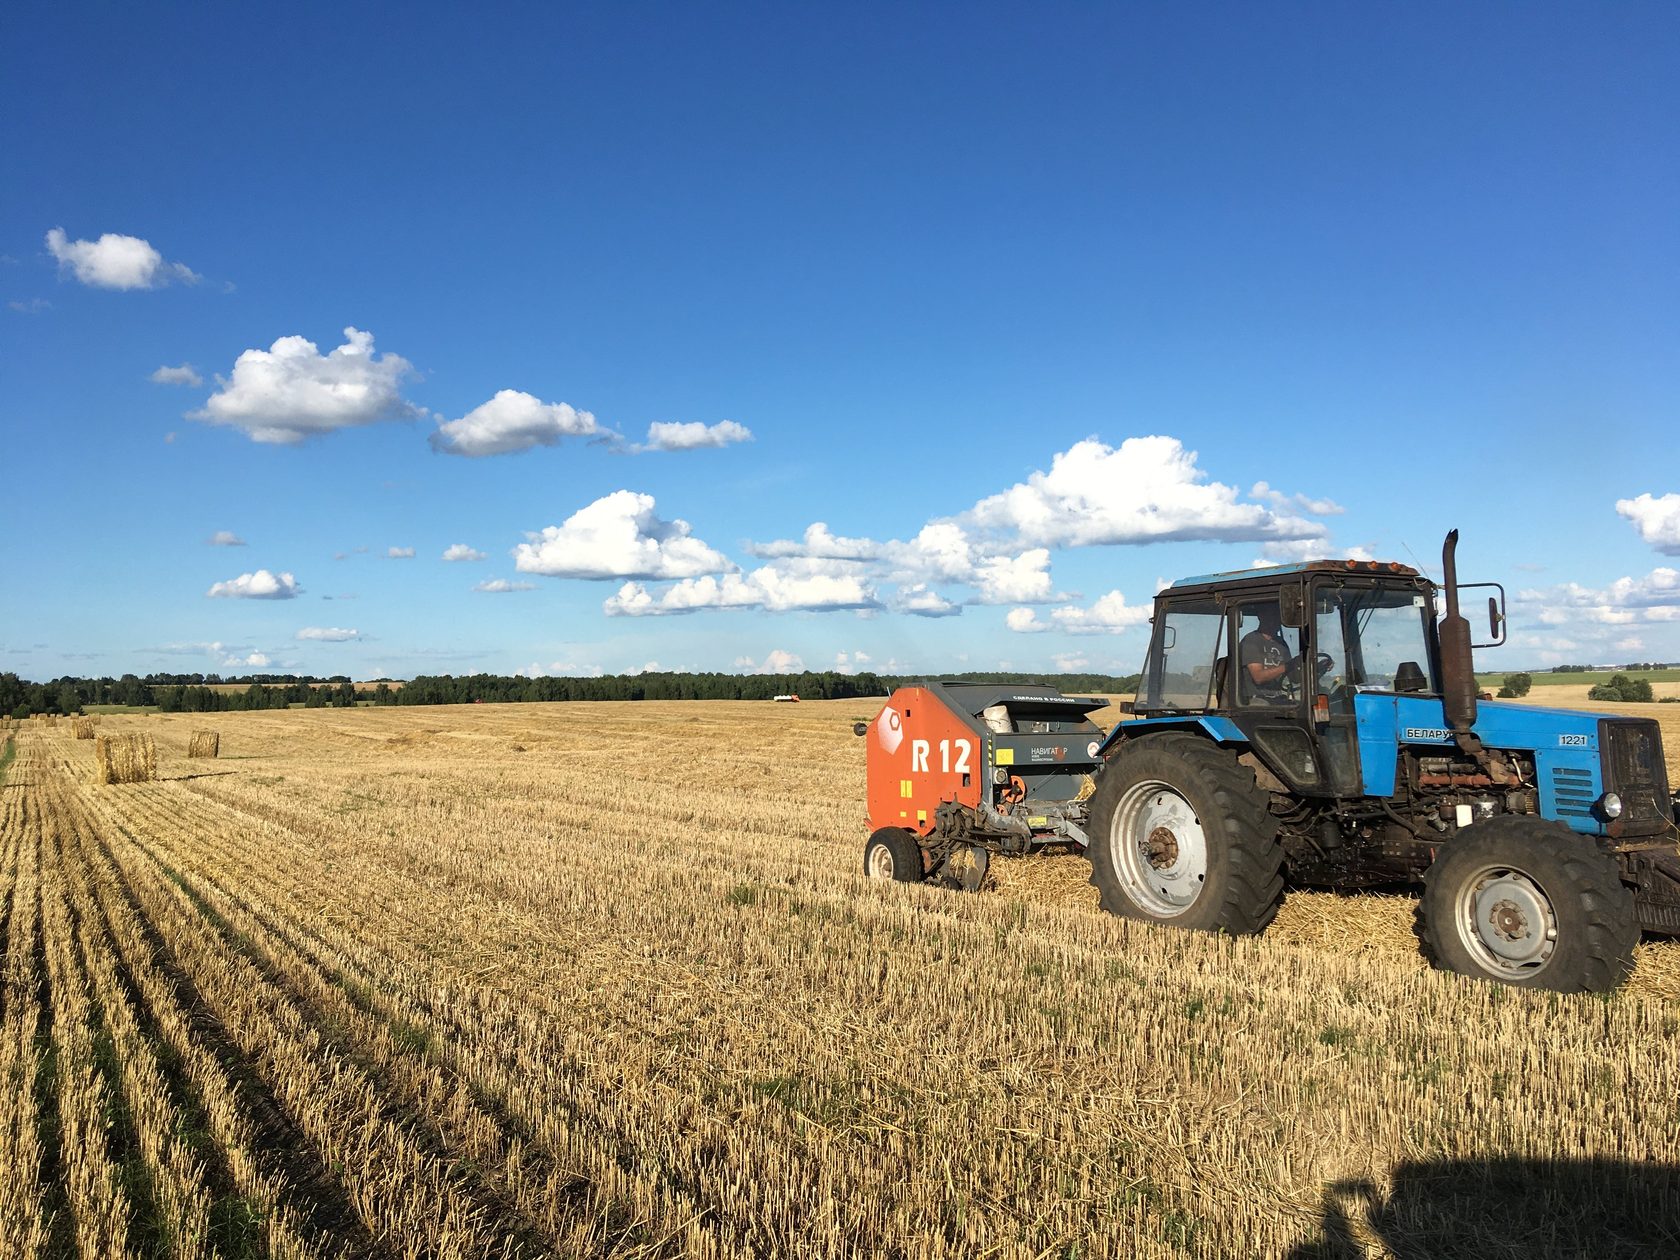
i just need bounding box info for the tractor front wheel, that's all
[1416,817,1638,992]
[864,827,925,883]
[1086,733,1283,933]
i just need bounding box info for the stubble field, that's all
[3,698,1680,1258]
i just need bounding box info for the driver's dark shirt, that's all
[1239,629,1291,703]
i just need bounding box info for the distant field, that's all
[1475,671,1680,704]
[4,699,1680,1257]
[1478,668,1680,688]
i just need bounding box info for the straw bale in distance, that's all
[95,732,157,785]
[188,730,221,759]
[71,716,97,739]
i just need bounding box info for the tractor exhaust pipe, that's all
[1439,529,1478,734]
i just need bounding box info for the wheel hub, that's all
[1488,898,1528,942]
[1145,826,1180,870]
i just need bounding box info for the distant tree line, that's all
[1552,662,1675,673]
[0,672,363,717]
[2,669,1143,718]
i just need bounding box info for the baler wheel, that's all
[1416,816,1637,992]
[1086,732,1283,933]
[864,827,925,883]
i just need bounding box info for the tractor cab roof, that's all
[1166,559,1424,596]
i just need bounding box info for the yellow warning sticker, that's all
[995,748,1015,765]
[900,779,913,798]
[917,809,927,824]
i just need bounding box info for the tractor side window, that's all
[1235,601,1301,708]
[1142,599,1225,712]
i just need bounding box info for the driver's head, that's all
[1255,605,1282,636]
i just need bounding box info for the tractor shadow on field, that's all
[1286,1157,1680,1258]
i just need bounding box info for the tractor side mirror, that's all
[1279,586,1307,628]
[1457,582,1507,649]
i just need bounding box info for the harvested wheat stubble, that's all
[188,730,220,758]
[94,732,157,784]
[8,701,1680,1259]
[71,717,96,739]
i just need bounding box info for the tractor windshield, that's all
[1316,583,1436,694]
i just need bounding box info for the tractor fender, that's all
[1095,714,1246,760]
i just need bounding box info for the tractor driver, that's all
[1239,605,1299,705]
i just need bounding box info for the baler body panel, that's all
[865,684,1108,840]
[865,687,983,836]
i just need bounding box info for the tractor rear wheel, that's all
[1416,817,1638,992]
[1086,733,1283,933]
[864,827,925,883]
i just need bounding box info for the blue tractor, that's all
[1090,530,1679,992]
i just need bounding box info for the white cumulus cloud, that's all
[1516,568,1680,638]
[640,419,753,451]
[972,549,1055,605]
[893,585,962,618]
[46,227,198,289]
[603,560,878,617]
[296,627,360,642]
[735,648,806,673]
[748,522,880,561]
[1251,481,1344,516]
[223,651,271,668]
[431,389,604,457]
[1006,608,1046,633]
[474,579,536,593]
[442,544,487,562]
[1618,493,1680,555]
[1049,591,1152,635]
[151,364,203,387]
[206,570,300,600]
[1254,538,1376,566]
[192,327,422,444]
[387,546,415,559]
[207,530,246,547]
[1008,592,1150,635]
[968,436,1324,548]
[514,491,733,580]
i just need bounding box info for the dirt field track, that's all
[4,700,1680,1258]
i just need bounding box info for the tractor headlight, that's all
[992,767,1011,785]
[1600,792,1623,819]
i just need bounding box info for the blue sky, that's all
[3,2,1677,681]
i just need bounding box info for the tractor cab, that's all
[1128,559,1504,801]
